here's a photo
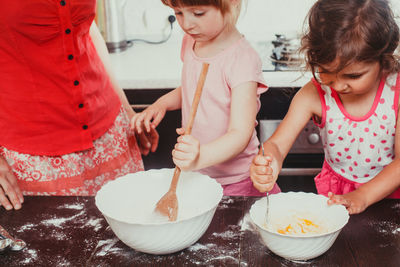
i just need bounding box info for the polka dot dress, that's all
[314,73,399,184]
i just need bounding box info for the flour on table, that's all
[369,220,400,235]
[212,229,238,239]
[15,200,105,249]
[19,249,38,265]
[239,212,257,232]
[218,197,235,209]
[57,203,84,210]
[86,218,103,232]
[16,223,35,233]
[95,237,120,256]
[187,243,217,251]
[42,210,86,227]
[390,202,400,211]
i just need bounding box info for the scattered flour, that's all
[187,243,217,251]
[86,218,103,232]
[16,223,35,233]
[57,203,84,210]
[41,210,86,228]
[19,249,38,265]
[370,220,400,235]
[239,212,257,232]
[390,202,400,211]
[12,199,105,266]
[95,237,120,256]
[212,230,236,239]
[218,197,235,209]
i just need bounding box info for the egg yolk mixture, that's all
[277,218,322,235]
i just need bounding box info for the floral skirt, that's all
[0,107,144,196]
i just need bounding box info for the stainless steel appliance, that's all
[96,0,129,53]
[254,34,306,72]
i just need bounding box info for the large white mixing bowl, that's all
[95,168,223,255]
[250,192,349,261]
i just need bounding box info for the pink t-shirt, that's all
[180,34,268,185]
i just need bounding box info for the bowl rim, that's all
[249,191,350,238]
[95,168,223,226]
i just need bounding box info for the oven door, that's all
[259,119,323,176]
[258,87,324,177]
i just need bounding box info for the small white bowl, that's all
[250,192,349,261]
[95,168,223,255]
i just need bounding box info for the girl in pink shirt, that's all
[132,0,280,196]
[250,0,400,214]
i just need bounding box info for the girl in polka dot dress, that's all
[250,0,400,214]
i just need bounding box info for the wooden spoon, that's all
[154,62,210,221]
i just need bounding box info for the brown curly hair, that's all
[301,0,400,77]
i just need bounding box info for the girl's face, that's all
[172,5,229,42]
[317,60,382,96]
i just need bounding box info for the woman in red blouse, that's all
[0,0,158,210]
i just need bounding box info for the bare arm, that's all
[174,81,262,170]
[131,86,182,134]
[197,81,259,168]
[251,81,322,192]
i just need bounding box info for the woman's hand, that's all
[250,153,276,193]
[135,126,159,156]
[327,191,368,215]
[130,104,167,134]
[0,156,23,210]
[172,128,200,171]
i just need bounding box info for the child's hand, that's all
[327,191,368,215]
[172,128,200,171]
[135,126,159,156]
[250,153,275,193]
[130,104,166,134]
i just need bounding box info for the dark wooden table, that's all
[0,196,399,266]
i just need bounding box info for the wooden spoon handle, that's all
[170,62,210,191]
[185,63,209,135]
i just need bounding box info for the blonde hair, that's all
[161,0,242,25]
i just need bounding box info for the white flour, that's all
[95,237,120,256]
[218,197,235,209]
[239,211,257,231]
[19,249,38,264]
[57,203,84,210]
[371,220,400,235]
[12,199,105,266]
[41,210,86,228]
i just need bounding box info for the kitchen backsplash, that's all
[122,0,400,41]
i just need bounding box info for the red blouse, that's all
[0,0,121,155]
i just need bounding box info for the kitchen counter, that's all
[1,196,399,266]
[110,36,312,90]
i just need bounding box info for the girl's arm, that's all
[131,86,182,134]
[173,81,321,171]
[251,81,321,192]
[328,100,400,214]
[173,81,258,170]
[89,22,159,155]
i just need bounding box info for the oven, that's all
[256,34,324,193]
